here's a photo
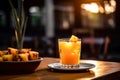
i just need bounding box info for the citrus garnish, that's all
[69,35,79,42]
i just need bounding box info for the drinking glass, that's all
[58,38,81,68]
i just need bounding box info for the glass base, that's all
[61,64,80,68]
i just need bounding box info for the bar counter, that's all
[0,57,120,80]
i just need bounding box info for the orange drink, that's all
[58,35,81,67]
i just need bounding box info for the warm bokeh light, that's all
[81,3,99,13]
[62,20,69,29]
[104,1,111,14]
[110,0,116,7]
[81,0,116,14]
[99,5,104,14]
[104,0,116,14]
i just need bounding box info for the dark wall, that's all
[107,0,120,53]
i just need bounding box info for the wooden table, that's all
[0,57,120,80]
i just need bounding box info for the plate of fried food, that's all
[0,48,42,74]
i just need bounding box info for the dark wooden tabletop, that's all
[0,57,120,80]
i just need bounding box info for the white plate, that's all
[48,63,95,72]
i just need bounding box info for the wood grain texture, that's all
[0,57,120,80]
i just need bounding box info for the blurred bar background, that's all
[0,0,120,62]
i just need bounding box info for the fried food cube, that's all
[18,53,29,61]
[0,51,4,57]
[8,47,18,55]
[3,54,13,61]
[29,51,39,60]
[0,57,3,61]
[18,48,31,53]
[0,50,8,56]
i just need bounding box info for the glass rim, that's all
[58,38,81,41]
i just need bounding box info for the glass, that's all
[58,38,81,68]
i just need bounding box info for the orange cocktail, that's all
[58,35,81,67]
